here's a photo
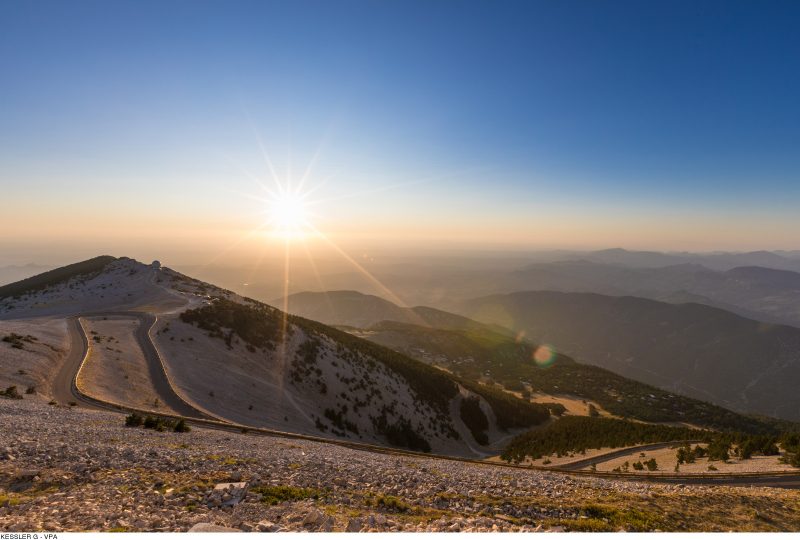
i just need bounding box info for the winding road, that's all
[52,312,211,419]
[50,310,800,489]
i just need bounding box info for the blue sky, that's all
[2,0,800,262]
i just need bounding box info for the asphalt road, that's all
[557,441,705,471]
[52,312,209,419]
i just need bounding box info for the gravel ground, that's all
[2,397,800,532]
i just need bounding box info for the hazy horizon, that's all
[4,0,800,266]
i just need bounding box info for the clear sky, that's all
[2,0,800,264]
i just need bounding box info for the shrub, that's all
[707,439,730,462]
[502,416,705,462]
[459,378,550,430]
[377,417,431,452]
[676,443,703,464]
[180,299,281,351]
[739,439,755,459]
[174,419,191,433]
[459,396,489,445]
[125,413,144,427]
[0,386,22,399]
[376,494,410,513]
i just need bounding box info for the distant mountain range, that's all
[557,248,800,271]
[506,260,800,327]
[0,263,53,287]
[170,249,800,312]
[281,290,500,333]
[459,291,800,421]
[520,248,800,272]
[281,290,800,426]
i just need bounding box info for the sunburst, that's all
[264,190,313,240]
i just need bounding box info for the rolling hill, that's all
[507,260,800,327]
[459,291,800,422]
[275,290,798,433]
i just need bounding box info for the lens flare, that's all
[533,344,556,367]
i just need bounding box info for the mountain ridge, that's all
[0,257,551,457]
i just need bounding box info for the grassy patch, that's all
[574,504,662,531]
[0,493,22,506]
[375,494,411,513]
[251,485,322,505]
[202,454,248,466]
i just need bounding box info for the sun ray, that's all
[297,239,341,323]
[279,236,292,365]
[245,113,284,193]
[227,126,447,331]
[306,224,432,328]
[221,154,274,195]
[199,222,272,268]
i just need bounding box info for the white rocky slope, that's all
[0,318,67,397]
[0,257,538,457]
[153,307,509,456]
[0,257,188,318]
[156,261,526,456]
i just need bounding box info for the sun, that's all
[267,192,312,239]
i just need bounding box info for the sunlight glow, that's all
[220,128,427,357]
[271,193,308,230]
[265,191,313,240]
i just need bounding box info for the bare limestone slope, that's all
[0,318,67,397]
[153,299,527,457]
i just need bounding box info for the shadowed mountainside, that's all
[275,290,799,433]
[459,291,800,421]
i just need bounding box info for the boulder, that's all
[189,523,241,532]
[256,521,281,532]
[207,482,248,507]
[302,509,325,527]
[345,518,363,532]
